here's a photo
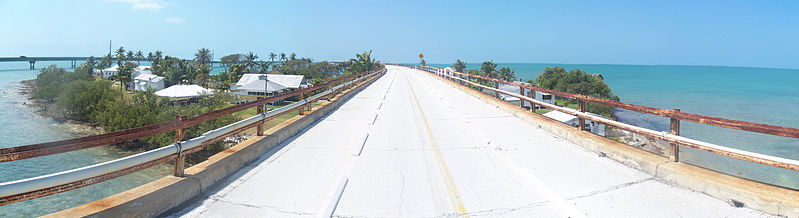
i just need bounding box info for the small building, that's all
[232,74,305,103]
[534,91,555,109]
[497,82,556,109]
[134,74,165,91]
[155,84,212,98]
[543,110,606,136]
[100,65,152,79]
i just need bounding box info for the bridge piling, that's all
[29,60,35,70]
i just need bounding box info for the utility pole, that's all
[109,40,112,55]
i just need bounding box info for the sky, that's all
[1,0,798,69]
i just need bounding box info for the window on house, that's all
[543,95,552,101]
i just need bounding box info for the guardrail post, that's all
[578,100,585,131]
[256,97,264,136]
[174,114,186,177]
[519,86,525,108]
[529,90,536,113]
[306,90,312,112]
[670,109,681,162]
[494,81,500,98]
[327,82,332,101]
[298,88,305,115]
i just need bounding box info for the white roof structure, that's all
[155,85,212,98]
[238,80,288,93]
[103,65,152,73]
[236,74,304,89]
[134,74,164,82]
[543,110,577,123]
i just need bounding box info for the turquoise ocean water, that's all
[0,61,171,217]
[430,63,799,189]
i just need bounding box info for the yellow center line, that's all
[405,73,469,216]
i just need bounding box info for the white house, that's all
[100,65,153,79]
[155,85,212,98]
[134,74,165,91]
[543,110,606,136]
[232,74,305,102]
[534,91,555,109]
[496,83,557,109]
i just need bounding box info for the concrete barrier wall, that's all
[426,71,799,217]
[46,73,384,218]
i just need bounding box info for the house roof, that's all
[155,85,212,98]
[235,74,304,89]
[134,74,164,82]
[238,80,288,92]
[543,110,577,123]
[103,65,152,73]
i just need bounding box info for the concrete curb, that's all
[425,70,799,217]
[45,73,385,218]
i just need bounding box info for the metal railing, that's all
[406,64,799,173]
[0,67,386,206]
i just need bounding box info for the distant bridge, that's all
[0,56,95,69]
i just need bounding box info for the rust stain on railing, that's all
[0,68,386,207]
[0,73,374,163]
[410,65,799,173]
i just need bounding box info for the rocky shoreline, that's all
[606,126,670,156]
[17,79,105,137]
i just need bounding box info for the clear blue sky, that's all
[1,0,798,68]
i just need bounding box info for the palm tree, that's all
[126,51,135,62]
[257,60,271,73]
[147,52,154,62]
[451,59,466,73]
[85,56,96,75]
[481,61,498,78]
[154,50,163,66]
[135,51,144,65]
[499,67,514,81]
[279,53,287,63]
[99,54,112,75]
[194,48,212,66]
[289,53,297,61]
[269,52,277,63]
[115,47,126,66]
[244,52,258,72]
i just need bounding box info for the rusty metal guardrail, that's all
[0,67,386,206]
[405,64,799,173]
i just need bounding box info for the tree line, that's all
[449,60,619,117]
[30,49,383,151]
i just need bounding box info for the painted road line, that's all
[405,74,469,216]
[414,68,586,218]
[318,176,349,218]
[353,133,369,156]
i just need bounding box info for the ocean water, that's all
[0,61,170,217]
[431,63,799,189]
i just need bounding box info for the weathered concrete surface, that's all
[169,66,775,217]
[426,66,799,217]
[45,72,383,218]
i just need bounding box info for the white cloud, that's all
[108,0,167,11]
[165,17,184,24]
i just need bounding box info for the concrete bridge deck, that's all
[169,66,770,217]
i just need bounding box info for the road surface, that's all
[169,65,770,217]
